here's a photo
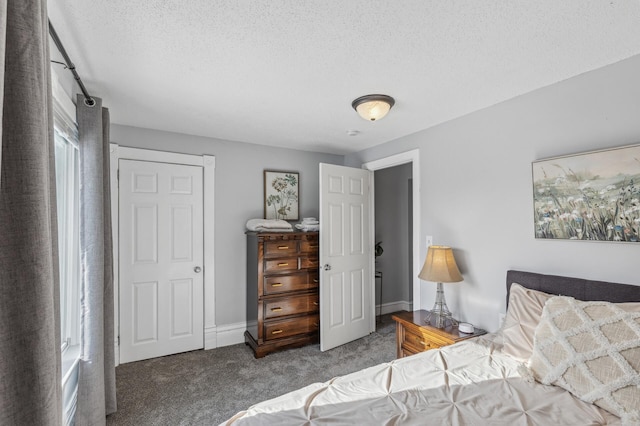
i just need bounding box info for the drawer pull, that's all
[271,329,283,335]
[308,245,318,249]
[313,279,319,283]
[271,283,283,287]
[277,246,289,250]
[313,322,319,327]
[313,302,319,306]
[277,263,289,267]
[271,307,283,312]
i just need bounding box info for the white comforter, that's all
[224,335,620,425]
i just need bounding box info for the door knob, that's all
[323,264,332,271]
[194,266,202,273]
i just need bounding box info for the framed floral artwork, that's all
[264,170,299,220]
[532,144,640,242]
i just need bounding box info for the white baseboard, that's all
[376,300,412,316]
[215,321,247,347]
[204,326,218,350]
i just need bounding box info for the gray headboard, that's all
[506,270,640,306]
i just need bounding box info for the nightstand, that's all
[391,310,486,358]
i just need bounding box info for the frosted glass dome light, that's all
[351,94,395,121]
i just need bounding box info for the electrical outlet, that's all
[426,235,433,248]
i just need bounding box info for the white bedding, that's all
[224,334,620,425]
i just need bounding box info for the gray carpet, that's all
[107,313,398,425]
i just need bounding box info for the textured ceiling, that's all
[47,1,640,155]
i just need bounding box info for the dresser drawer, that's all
[402,327,448,352]
[300,240,319,253]
[264,293,319,319]
[299,256,319,270]
[264,257,299,273]
[264,241,298,257]
[264,314,319,341]
[401,346,418,358]
[264,273,319,295]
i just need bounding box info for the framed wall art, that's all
[264,170,299,220]
[532,144,640,242]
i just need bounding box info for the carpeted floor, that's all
[107,313,398,425]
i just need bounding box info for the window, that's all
[52,69,82,426]
[53,97,81,353]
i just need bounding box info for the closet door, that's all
[119,159,204,363]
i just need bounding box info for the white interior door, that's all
[319,163,374,351]
[119,159,204,363]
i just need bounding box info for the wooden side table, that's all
[391,310,487,358]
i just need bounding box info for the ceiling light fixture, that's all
[351,94,395,121]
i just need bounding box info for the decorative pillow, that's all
[528,296,640,423]
[501,283,553,361]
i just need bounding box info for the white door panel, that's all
[170,278,195,337]
[120,159,204,363]
[133,281,158,344]
[320,164,373,351]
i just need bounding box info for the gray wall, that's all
[346,54,640,332]
[374,164,412,305]
[110,125,343,325]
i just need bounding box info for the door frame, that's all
[362,149,421,311]
[109,145,216,365]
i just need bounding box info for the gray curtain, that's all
[0,2,6,175]
[75,95,117,424]
[0,1,63,425]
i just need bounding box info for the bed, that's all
[224,270,640,425]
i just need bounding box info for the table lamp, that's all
[418,245,463,328]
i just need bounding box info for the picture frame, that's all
[264,170,299,221]
[532,144,640,242]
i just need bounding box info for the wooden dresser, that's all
[245,231,320,358]
[392,310,486,358]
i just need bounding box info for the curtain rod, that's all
[48,20,95,107]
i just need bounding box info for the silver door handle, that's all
[323,264,331,271]
[194,266,202,273]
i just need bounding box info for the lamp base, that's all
[424,310,458,329]
[424,282,458,329]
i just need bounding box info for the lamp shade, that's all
[352,94,395,121]
[418,245,463,283]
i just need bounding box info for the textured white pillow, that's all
[501,283,553,361]
[528,296,640,423]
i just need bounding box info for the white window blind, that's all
[53,98,80,353]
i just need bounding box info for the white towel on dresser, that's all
[295,223,319,231]
[246,219,293,232]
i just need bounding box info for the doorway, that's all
[373,164,413,320]
[363,149,421,314]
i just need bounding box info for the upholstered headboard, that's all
[506,270,640,306]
